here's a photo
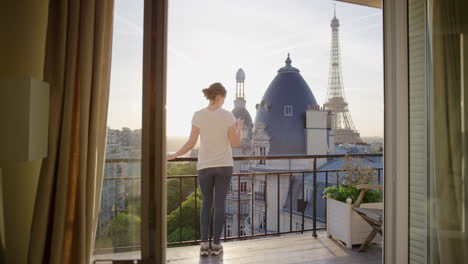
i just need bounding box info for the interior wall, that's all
[0,0,49,263]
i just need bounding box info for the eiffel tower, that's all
[323,7,362,144]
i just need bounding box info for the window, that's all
[240,203,249,216]
[95,0,143,256]
[284,105,293,116]
[259,146,266,165]
[240,182,247,192]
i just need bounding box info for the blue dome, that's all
[254,55,319,154]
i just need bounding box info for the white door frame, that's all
[383,0,409,263]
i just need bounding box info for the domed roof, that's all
[236,68,246,82]
[254,54,319,154]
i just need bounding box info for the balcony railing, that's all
[94,153,383,254]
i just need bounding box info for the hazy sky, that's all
[107,0,383,137]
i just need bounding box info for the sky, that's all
[107,0,384,138]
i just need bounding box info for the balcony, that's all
[93,153,383,263]
[93,231,381,264]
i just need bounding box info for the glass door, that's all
[408,0,468,263]
[93,0,143,259]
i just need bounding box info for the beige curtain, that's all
[430,0,468,262]
[28,0,114,263]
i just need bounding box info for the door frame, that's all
[140,0,411,263]
[383,0,409,263]
[141,0,168,263]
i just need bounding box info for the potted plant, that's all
[323,156,383,249]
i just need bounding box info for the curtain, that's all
[28,0,114,263]
[429,0,468,262]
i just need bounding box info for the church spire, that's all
[235,68,246,99]
[285,53,292,66]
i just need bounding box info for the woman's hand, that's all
[167,153,178,161]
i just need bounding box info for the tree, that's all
[166,162,198,214]
[108,213,141,248]
[167,190,202,243]
[125,197,141,218]
[166,162,197,175]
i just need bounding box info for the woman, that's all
[167,82,244,256]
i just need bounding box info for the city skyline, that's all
[107,0,383,137]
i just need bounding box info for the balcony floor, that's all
[94,231,382,264]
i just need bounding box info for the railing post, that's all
[224,215,227,241]
[209,208,214,247]
[195,176,198,243]
[264,174,267,236]
[289,173,292,232]
[336,171,339,186]
[238,175,241,239]
[179,177,182,243]
[312,158,317,238]
[114,175,117,219]
[251,174,255,236]
[301,172,305,234]
[325,171,328,188]
[131,172,135,247]
[224,176,229,241]
[325,171,328,227]
[277,174,280,234]
[378,168,381,184]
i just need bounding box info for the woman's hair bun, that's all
[202,82,227,101]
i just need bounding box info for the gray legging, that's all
[197,166,233,244]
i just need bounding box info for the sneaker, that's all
[211,243,223,256]
[200,242,210,256]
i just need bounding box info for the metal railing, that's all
[94,153,383,252]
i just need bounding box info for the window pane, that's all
[94,0,143,259]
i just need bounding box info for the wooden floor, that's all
[93,232,382,264]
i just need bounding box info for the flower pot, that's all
[326,197,383,249]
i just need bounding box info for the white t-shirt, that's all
[192,107,237,170]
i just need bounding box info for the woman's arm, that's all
[167,125,200,160]
[228,119,244,148]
